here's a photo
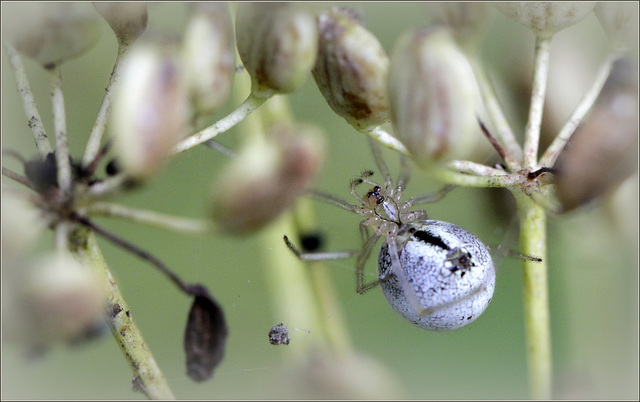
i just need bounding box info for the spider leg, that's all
[385,232,430,316]
[355,232,382,294]
[406,184,457,207]
[396,154,410,193]
[307,189,361,214]
[368,138,393,190]
[283,235,358,261]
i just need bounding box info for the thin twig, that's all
[48,66,73,196]
[478,118,519,169]
[172,93,268,154]
[82,43,131,167]
[361,126,409,156]
[539,53,618,167]
[2,166,36,190]
[4,44,52,157]
[523,36,551,167]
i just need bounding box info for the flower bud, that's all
[182,3,235,116]
[236,3,318,98]
[493,2,595,38]
[93,2,148,46]
[6,252,106,346]
[1,192,46,262]
[111,37,189,180]
[594,2,639,52]
[554,58,639,212]
[388,27,480,167]
[426,3,494,47]
[3,2,101,67]
[312,7,390,131]
[210,123,324,235]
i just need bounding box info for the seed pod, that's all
[1,193,46,262]
[3,2,101,67]
[210,123,324,235]
[235,3,318,98]
[182,3,234,115]
[312,7,390,131]
[594,2,639,52]
[388,26,480,167]
[93,2,148,45]
[493,2,595,38]
[554,58,639,212]
[110,37,189,180]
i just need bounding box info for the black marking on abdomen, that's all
[413,230,450,250]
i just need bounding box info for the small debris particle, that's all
[268,323,290,345]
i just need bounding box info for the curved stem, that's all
[70,228,175,399]
[361,126,409,156]
[3,44,52,157]
[172,93,268,154]
[514,192,551,400]
[523,36,551,168]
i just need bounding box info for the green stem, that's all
[71,228,175,400]
[48,65,72,196]
[4,44,52,157]
[523,36,551,168]
[515,192,551,400]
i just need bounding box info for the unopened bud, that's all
[494,2,595,38]
[94,2,148,46]
[312,7,390,131]
[11,252,106,346]
[3,2,101,67]
[211,124,324,235]
[236,3,318,98]
[388,27,480,167]
[427,3,494,47]
[1,193,46,262]
[111,37,189,180]
[182,3,235,115]
[555,58,639,212]
[594,2,639,52]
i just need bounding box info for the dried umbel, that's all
[110,37,189,180]
[182,3,234,116]
[312,7,390,131]
[388,26,480,167]
[235,3,318,98]
[210,124,324,234]
[494,2,595,38]
[554,58,639,212]
[426,3,494,47]
[94,2,148,46]
[3,2,101,67]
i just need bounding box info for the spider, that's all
[284,139,497,331]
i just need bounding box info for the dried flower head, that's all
[494,2,595,38]
[94,2,148,46]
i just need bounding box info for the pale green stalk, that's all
[4,44,52,157]
[71,229,175,400]
[523,36,551,168]
[362,126,409,156]
[82,43,132,166]
[48,66,72,196]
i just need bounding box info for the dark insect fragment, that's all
[184,285,228,382]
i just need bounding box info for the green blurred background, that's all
[2,3,638,399]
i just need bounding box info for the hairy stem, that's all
[70,228,175,400]
[4,44,52,157]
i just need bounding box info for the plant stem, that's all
[362,126,409,156]
[82,43,131,167]
[539,53,617,167]
[48,65,72,196]
[515,192,551,400]
[171,93,268,154]
[83,202,211,234]
[71,228,175,400]
[4,44,52,157]
[523,36,551,168]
